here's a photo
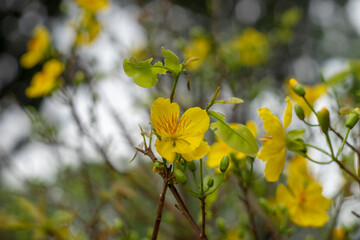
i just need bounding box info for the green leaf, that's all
[123,57,167,88]
[161,47,182,76]
[286,129,306,154]
[214,97,244,104]
[208,111,258,158]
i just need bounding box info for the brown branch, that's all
[137,147,203,238]
[152,177,169,239]
[242,186,259,240]
[200,197,207,240]
[330,126,360,156]
[168,184,202,236]
[333,159,360,184]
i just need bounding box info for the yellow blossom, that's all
[232,28,269,66]
[183,37,210,70]
[150,97,210,162]
[333,226,346,240]
[287,79,326,118]
[276,156,331,227]
[74,0,108,12]
[258,97,292,182]
[25,59,64,98]
[20,26,50,69]
[206,121,257,169]
[75,11,102,46]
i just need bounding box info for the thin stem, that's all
[336,128,350,159]
[333,158,360,184]
[325,132,335,158]
[302,96,318,117]
[330,126,360,156]
[192,172,200,189]
[151,177,169,240]
[305,155,333,165]
[302,120,319,127]
[243,186,259,240]
[305,143,332,157]
[170,74,179,103]
[200,158,204,195]
[200,197,207,240]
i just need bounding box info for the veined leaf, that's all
[161,47,182,76]
[214,97,244,104]
[208,111,258,157]
[123,57,167,88]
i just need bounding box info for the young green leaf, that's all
[208,111,258,158]
[123,57,167,88]
[161,47,182,76]
[214,97,244,104]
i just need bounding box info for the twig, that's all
[330,126,360,156]
[333,159,360,184]
[152,176,169,239]
[200,197,207,240]
[136,146,203,238]
[243,187,259,240]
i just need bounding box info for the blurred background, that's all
[0,0,360,239]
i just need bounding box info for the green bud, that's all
[207,177,214,188]
[188,161,196,172]
[174,169,187,184]
[74,71,85,85]
[345,112,359,129]
[220,155,230,173]
[286,129,307,155]
[294,104,305,120]
[174,160,183,171]
[154,161,165,170]
[289,78,305,97]
[317,108,330,133]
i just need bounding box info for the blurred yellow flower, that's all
[333,226,346,240]
[233,28,269,66]
[74,0,108,12]
[75,11,102,46]
[276,156,331,227]
[258,97,292,182]
[288,80,326,118]
[151,98,210,162]
[26,59,64,98]
[206,121,257,169]
[20,26,50,69]
[183,37,210,70]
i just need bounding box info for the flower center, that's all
[260,134,272,143]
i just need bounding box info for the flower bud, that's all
[220,155,230,173]
[294,104,305,120]
[289,78,305,97]
[317,108,330,133]
[345,112,359,129]
[154,161,165,170]
[207,177,214,188]
[188,161,196,172]
[174,169,187,184]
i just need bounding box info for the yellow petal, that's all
[182,141,210,161]
[276,184,295,205]
[155,139,176,162]
[43,59,64,77]
[150,98,180,138]
[258,138,286,162]
[246,120,257,137]
[263,147,286,182]
[283,97,292,130]
[258,108,285,139]
[179,107,209,149]
[206,142,232,168]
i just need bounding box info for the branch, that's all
[200,197,207,240]
[330,126,360,156]
[152,176,169,239]
[333,159,360,184]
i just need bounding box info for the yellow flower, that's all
[333,226,346,240]
[206,121,257,169]
[26,59,64,98]
[287,80,326,118]
[150,98,210,162]
[74,0,108,12]
[276,156,331,227]
[20,26,50,69]
[232,28,269,66]
[75,11,102,46]
[183,37,210,70]
[258,97,292,182]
